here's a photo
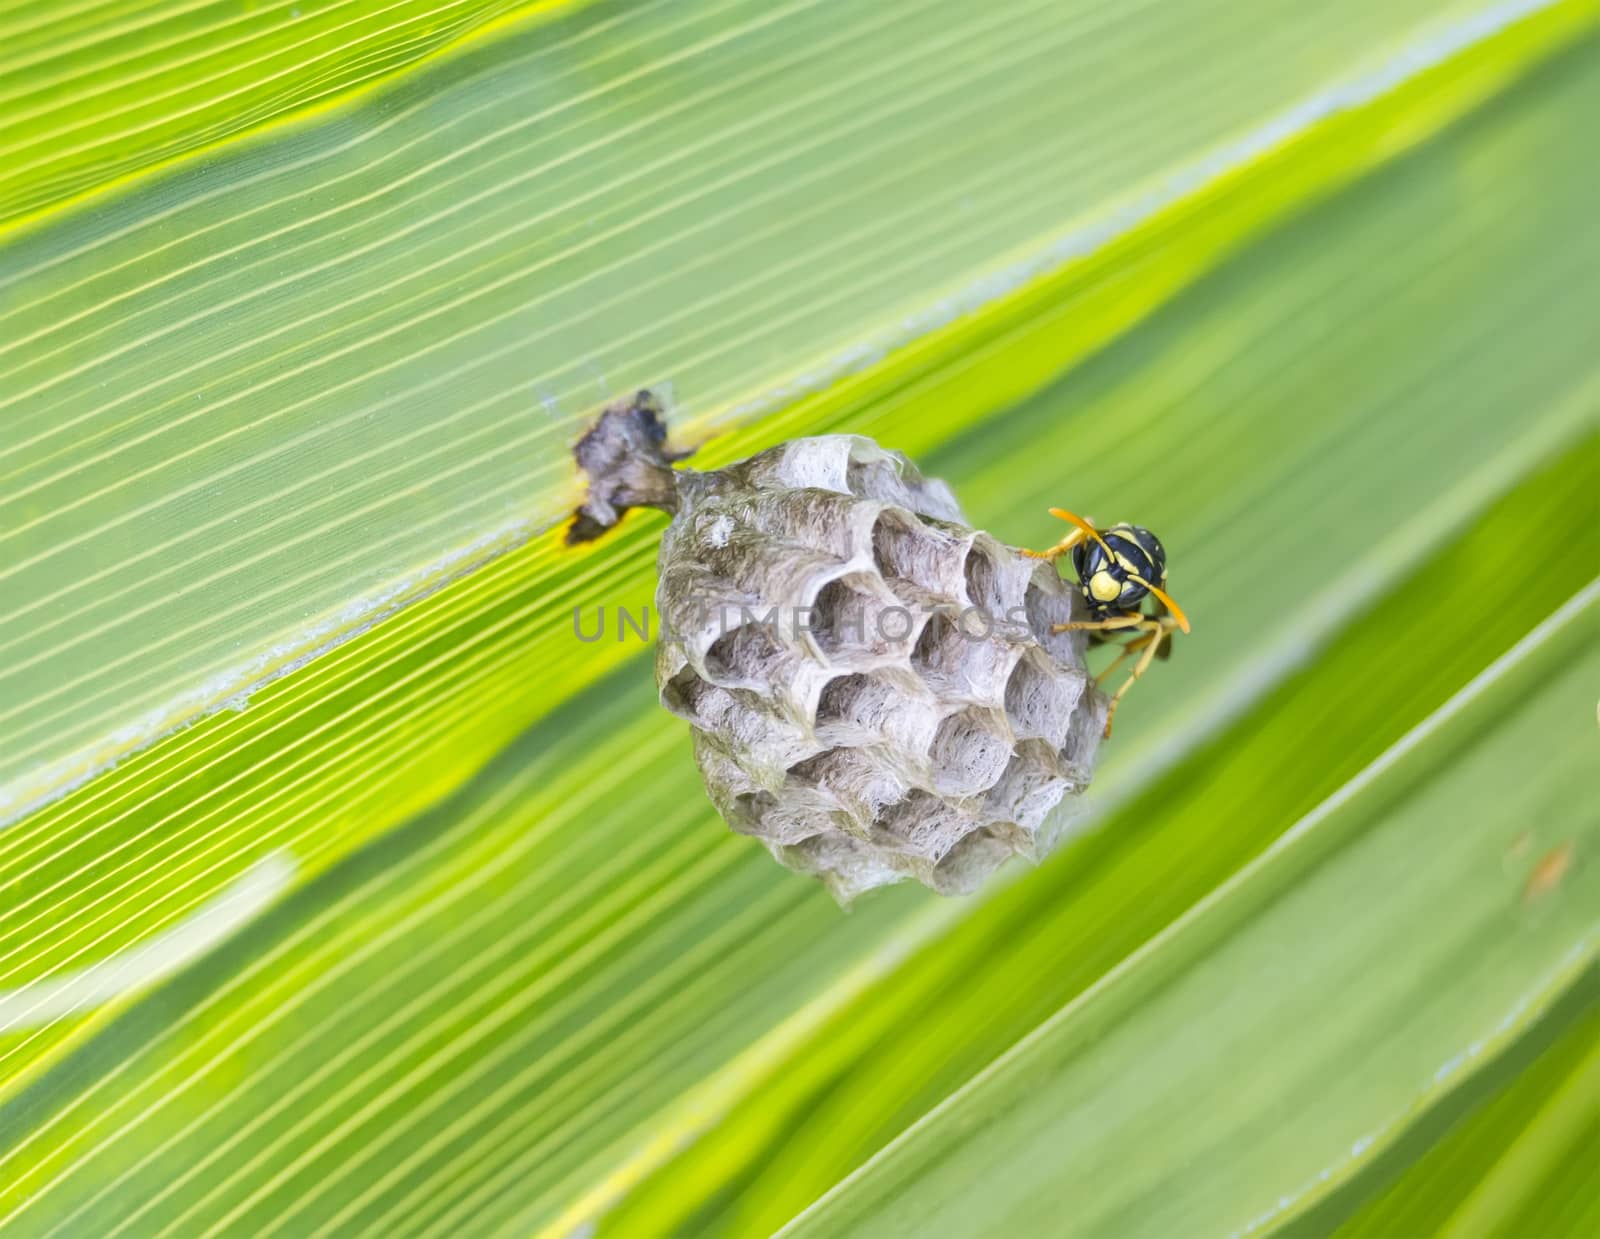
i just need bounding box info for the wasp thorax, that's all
[1071,524,1167,615]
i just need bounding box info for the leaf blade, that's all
[780,582,1600,1239]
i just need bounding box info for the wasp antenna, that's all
[1130,575,1191,633]
[1047,507,1115,558]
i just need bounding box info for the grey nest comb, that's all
[571,392,1106,901]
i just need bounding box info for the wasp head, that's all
[1071,523,1167,616]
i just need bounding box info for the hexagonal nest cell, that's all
[642,430,1106,901]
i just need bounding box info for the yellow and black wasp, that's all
[1024,508,1190,738]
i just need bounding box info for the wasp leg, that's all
[1020,530,1088,562]
[1019,510,1099,561]
[1093,635,1149,686]
[1101,618,1179,737]
[1052,613,1147,634]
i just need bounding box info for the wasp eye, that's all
[1117,577,1151,607]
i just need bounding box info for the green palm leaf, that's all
[2,0,1597,1233]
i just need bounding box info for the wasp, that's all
[1023,508,1190,738]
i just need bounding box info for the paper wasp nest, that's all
[572,394,1106,901]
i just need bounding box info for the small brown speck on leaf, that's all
[1522,841,1574,904]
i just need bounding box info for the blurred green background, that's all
[0,0,1596,1234]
